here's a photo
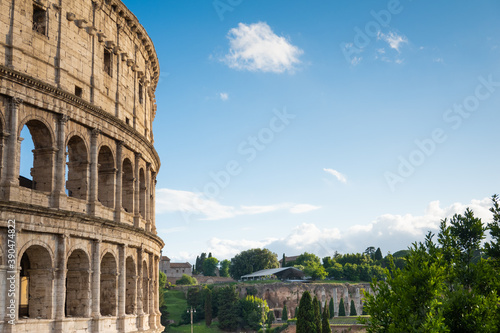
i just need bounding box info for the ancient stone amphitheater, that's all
[0,0,164,332]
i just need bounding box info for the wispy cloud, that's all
[156,188,319,221]
[187,197,494,261]
[323,168,347,183]
[223,22,303,73]
[377,31,408,52]
[220,92,229,101]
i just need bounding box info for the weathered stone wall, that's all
[0,0,163,332]
[236,282,371,318]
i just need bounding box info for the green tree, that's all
[267,309,275,328]
[362,234,448,332]
[219,259,231,277]
[350,300,357,316]
[217,286,240,331]
[159,271,169,328]
[374,247,383,261]
[313,296,322,333]
[364,246,376,259]
[295,252,321,266]
[229,248,279,280]
[338,297,345,317]
[322,304,331,333]
[282,304,288,321]
[304,260,327,280]
[203,257,219,276]
[297,291,316,333]
[328,297,334,319]
[239,295,269,330]
[486,194,500,262]
[176,274,197,285]
[204,287,213,326]
[282,253,286,267]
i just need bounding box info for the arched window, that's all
[100,252,117,316]
[122,158,134,213]
[66,249,90,317]
[66,136,88,200]
[97,146,115,208]
[19,245,53,319]
[126,257,136,315]
[142,260,149,314]
[139,168,146,218]
[19,120,54,191]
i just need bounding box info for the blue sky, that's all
[123,0,500,262]
[22,0,500,262]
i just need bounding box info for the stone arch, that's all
[100,252,117,316]
[98,145,115,208]
[125,256,136,315]
[142,260,149,314]
[19,119,55,192]
[139,167,146,217]
[122,158,134,213]
[18,245,54,319]
[66,135,89,200]
[66,249,90,317]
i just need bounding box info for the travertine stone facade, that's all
[0,0,163,332]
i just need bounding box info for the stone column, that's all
[51,114,69,209]
[333,287,337,317]
[88,128,100,215]
[54,234,67,333]
[114,141,123,223]
[137,247,144,329]
[117,244,126,330]
[133,152,141,228]
[2,97,22,189]
[91,239,101,318]
[154,256,161,328]
[148,255,155,328]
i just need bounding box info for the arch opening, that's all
[142,261,149,314]
[100,252,117,316]
[126,257,136,315]
[19,120,54,191]
[122,158,134,213]
[19,245,53,319]
[66,136,89,200]
[66,249,90,317]
[97,146,115,208]
[139,168,146,218]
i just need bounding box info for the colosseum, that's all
[0,0,164,332]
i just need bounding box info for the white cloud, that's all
[377,31,408,52]
[289,204,321,214]
[156,188,319,221]
[323,168,347,183]
[433,58,444,63]
[223,22,303,73]
[350,56,362,66]
[220,92,229,101]
[196,197,495,260]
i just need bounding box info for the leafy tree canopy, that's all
[229,248,279,280]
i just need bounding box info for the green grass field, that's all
[165,289,188,325]
[167,322,223,333]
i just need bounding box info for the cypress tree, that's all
[204,288,212,326]
[374,247,383,261]
[338,297,346,316]
[297,291,316,333]
[282,304,288,321]
[282,253,286,267]
[350,299,357,316]
[328,297,334,318]
[267,310,275,328]
[313,296,322,333]
[322,304,331,333]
